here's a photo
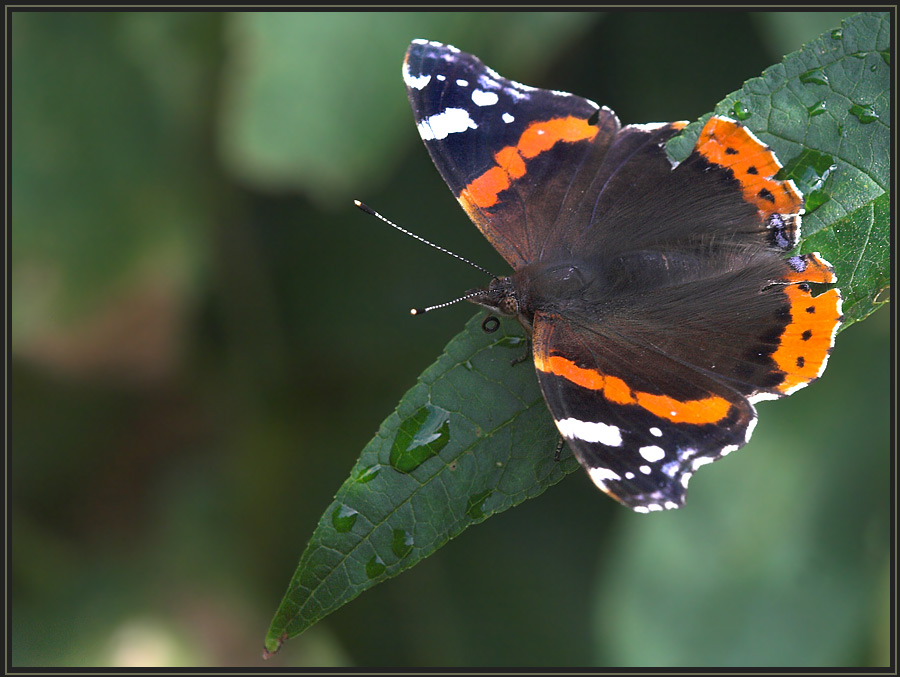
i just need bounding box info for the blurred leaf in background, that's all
[218,12,600,203]
[12,12,218,381]
[11,10,888,668]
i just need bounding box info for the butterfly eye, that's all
[499,296,520,316]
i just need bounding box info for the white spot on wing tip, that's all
[639,445,665,463]
[417,107,478,141]
[403,62,431,91]
[745,417,758,443]
[691,456,715,471]
[782,381,809,397]
[556,418,623,447]
[749,391,781,404]
[628,122,668,132]
[510,79,537,93]
[472,89,499,107]
[785,178,802,199]
[721,444,739,456]
[589,466,622,487]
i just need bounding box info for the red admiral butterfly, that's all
[402,40,842,513]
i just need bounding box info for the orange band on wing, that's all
[773,285,842,394]
[696,116,803,219]
[771,251,842,393]
[460,116,599,210]
[534,353,732,425]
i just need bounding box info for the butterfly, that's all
[402,40,842,512]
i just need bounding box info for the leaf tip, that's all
[262,630,288,660]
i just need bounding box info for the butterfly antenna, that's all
[410,290,485,316]
[354,200,495,278]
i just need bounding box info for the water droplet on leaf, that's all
[849,103,878,124]
[807,100,828,117]
[732,101,751,120]
[391,529,414,559]
[332,505,358,533]
[496,335,525,349]
[777,149,837,214]
[355,464,382,484]
[366,555,386,578]
[390,403,451,472]
[799,68,829,86]
[466,490,493,520]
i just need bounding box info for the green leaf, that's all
[264,315,578,655]
[265,12,889,654]
[666,11,890,328]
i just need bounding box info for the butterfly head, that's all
[466,276,536,335]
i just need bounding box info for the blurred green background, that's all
[12,11,888,668]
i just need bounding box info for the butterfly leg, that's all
[554,436,565,462]
[510,337,532,367]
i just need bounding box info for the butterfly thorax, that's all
[467,260,595,335]
[466,245,787,335]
